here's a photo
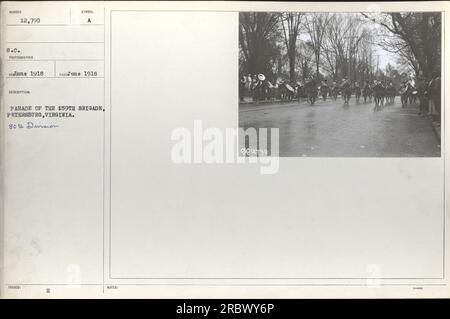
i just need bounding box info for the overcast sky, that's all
[375,46,397,69]
[365,18,397,70]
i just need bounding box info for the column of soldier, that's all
[239,72,440,117]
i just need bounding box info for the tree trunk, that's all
[289,49,296,83]
[316,53,320,79]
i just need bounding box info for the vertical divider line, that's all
[102,6,106,294]
[109,9,112,281]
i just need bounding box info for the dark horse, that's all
[342,81,352,105]
[373,82,385,112]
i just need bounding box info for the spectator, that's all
[428,70,440,117]
[239,75,246,102]
[416,75,428,117]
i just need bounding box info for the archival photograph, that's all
[239,12,442,157]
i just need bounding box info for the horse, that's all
[305,82,318,105]
[373,83,385,112]
[320,84,329,101]
[331,85,340,101]
[342,82,352,105]
[354,85,362,103]
[385,84,396,105]
[296,84,306,101]
[362,85,372,103]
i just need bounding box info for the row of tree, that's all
[239,12,441,85]
[363,12,441,79]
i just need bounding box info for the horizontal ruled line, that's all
[6,76,104,79]
[6,41,105,44]
[8,59,104,61]
[6,24,104,26]
[109,277,445,280]
[4,283,447,287]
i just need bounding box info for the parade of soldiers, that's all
[240,71,440,117]
[239,11,441,126]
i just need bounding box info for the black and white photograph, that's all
[239,12,442,157]
[1,1,449,300]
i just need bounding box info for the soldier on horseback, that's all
[373,80,385,112]
[341,77,352,105]
[354,82,361,103]
[386,81,396,105]
[362,81,372,103]
[320,79,329,101]
[331,81,340,101]
[305,78,318,105]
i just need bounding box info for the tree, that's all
[303,13,332,79]
[279,13,304,83]
[297,41,315,81]
[320,13,372,83]
[361,12,441,78]
[239,12,282,76]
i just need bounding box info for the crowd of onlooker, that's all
[415,71,441,118]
